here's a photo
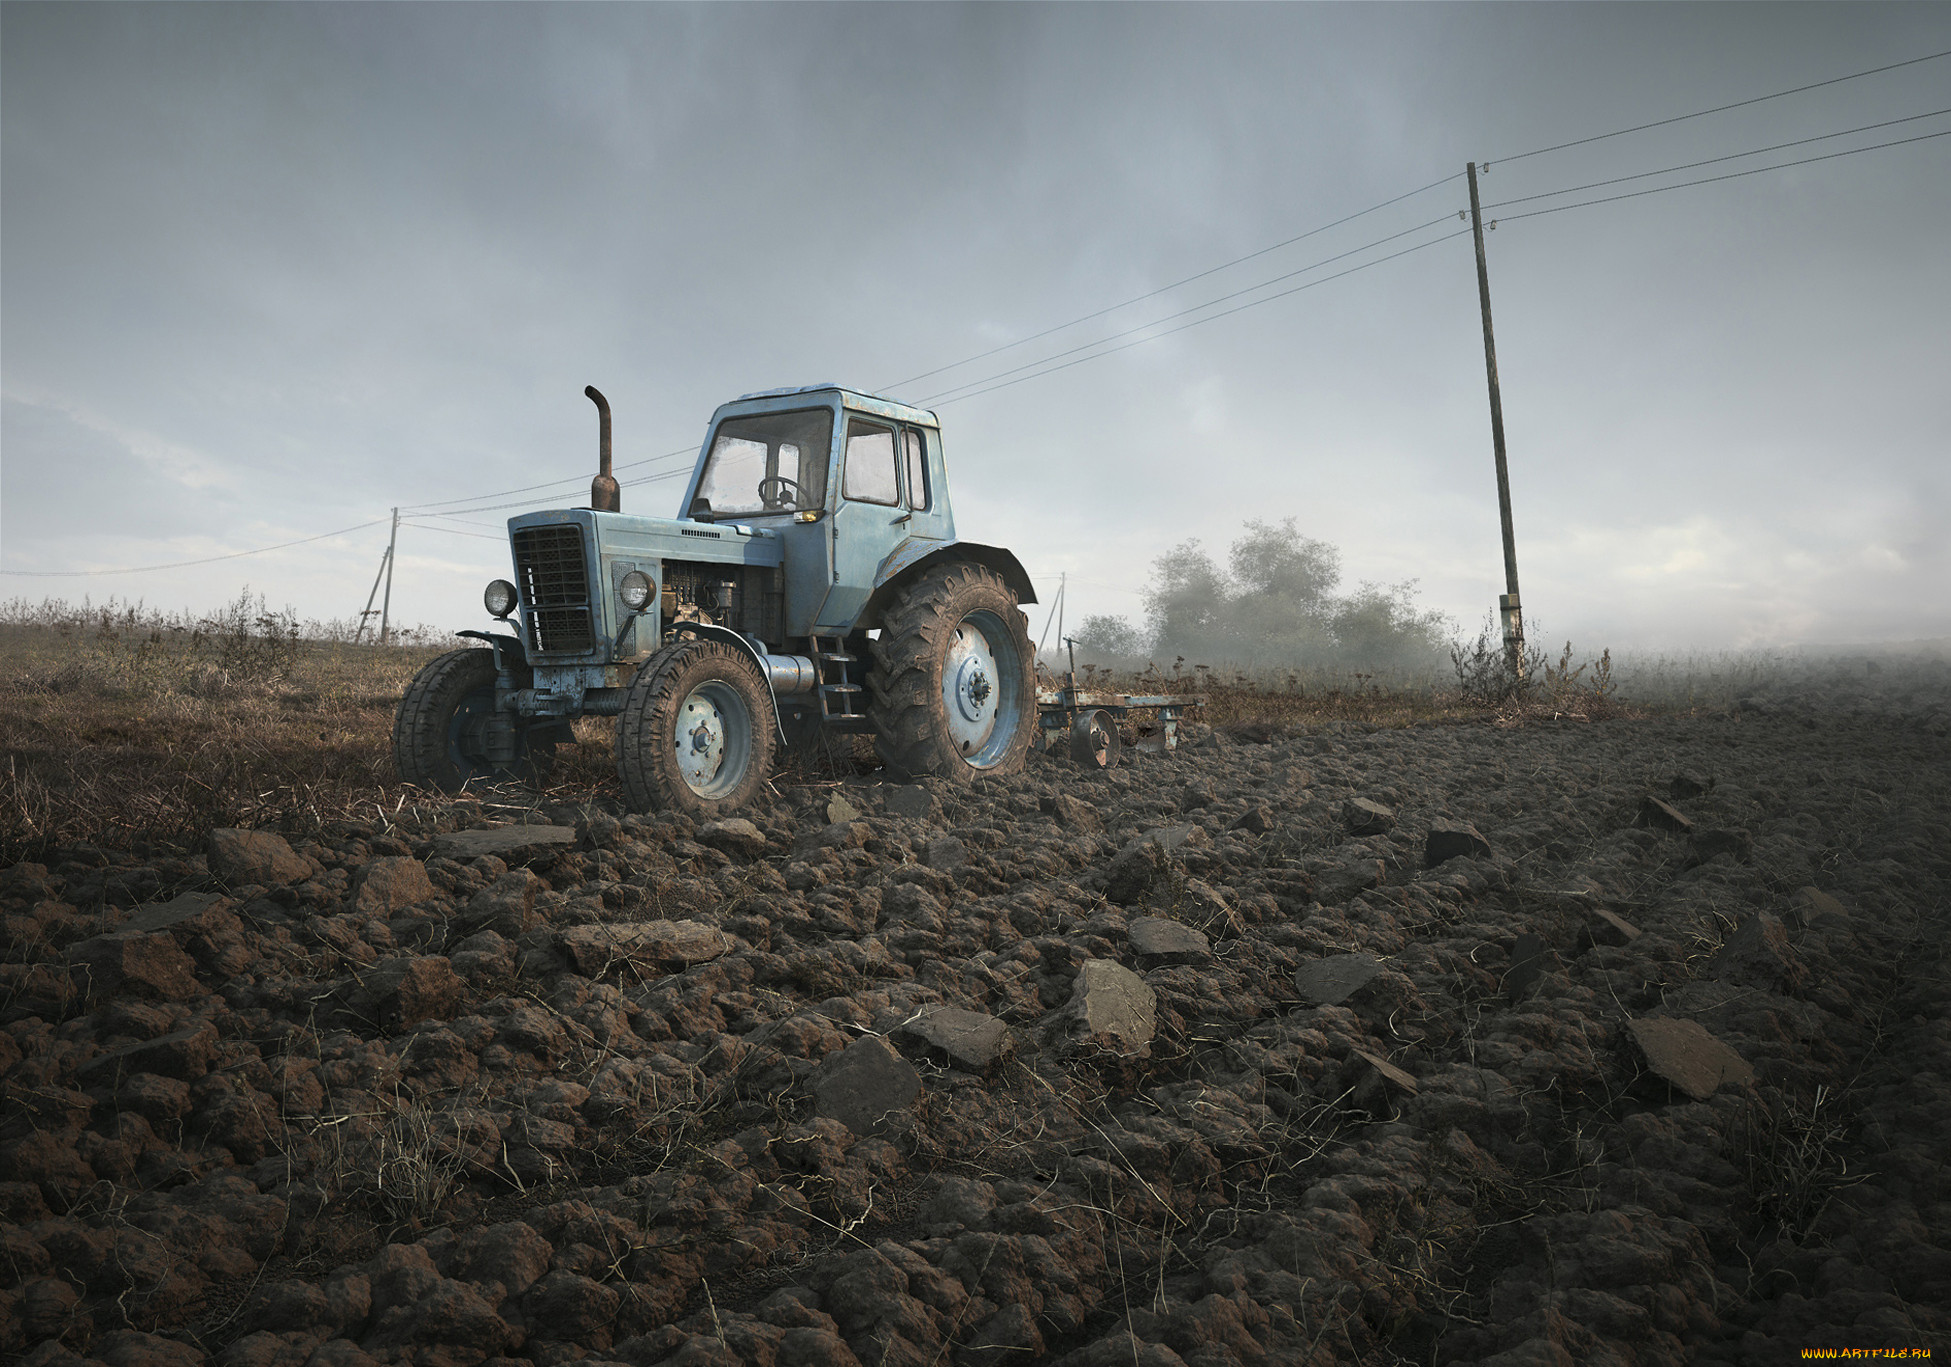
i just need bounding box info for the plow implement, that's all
[1037,641,1204,769]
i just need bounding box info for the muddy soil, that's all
[4,689,1948,1366]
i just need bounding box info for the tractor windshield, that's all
[695,407,834,517]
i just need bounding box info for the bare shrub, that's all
[0,590,461,861]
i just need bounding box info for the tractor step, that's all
[813,635,868,723]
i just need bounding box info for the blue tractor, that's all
[394,384,1040,816]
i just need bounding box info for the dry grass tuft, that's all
[2,602,448,862]
[1733,1084,1871,1244]
[1054,632,1642,738]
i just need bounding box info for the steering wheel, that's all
[757,474,804,509]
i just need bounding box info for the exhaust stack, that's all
[586,385,619,512]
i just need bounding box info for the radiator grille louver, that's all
[513,525,595,654]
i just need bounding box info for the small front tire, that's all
[394,648,557,792]
[616,638,776,817]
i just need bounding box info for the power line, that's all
[414,512,504,529]
[395,49,1951,521]
[882,48,1951,402]
[917,214,1458,406]
[933,228,1475,408]
[879,171,1465,392]
[1496,47,1951,165]
[923,108,1951,409]
[401,520,505,543]
[398,441,699,513]
[15,51,1947,578]
[409,108,1946,477]
[1480,107,1951,212]
[0,519,389,577]
[1493,127,1951,225]
[398,459,695,523]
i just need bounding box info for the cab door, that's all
[814,416,909,632]
[896,424,952,543]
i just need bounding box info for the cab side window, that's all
[843,420,899,505]
[903,429,931,512]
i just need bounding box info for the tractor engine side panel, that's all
[660,560,783,647]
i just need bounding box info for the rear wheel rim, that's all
[675,681,751,798]
[941,609,1023,769]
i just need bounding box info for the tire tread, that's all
[866,563,1035,783]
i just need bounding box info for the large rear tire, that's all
[616,638,776,817]
[868,562,1036,783]
[394,649,558,792]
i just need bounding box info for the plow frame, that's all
[1035,681,1205,766]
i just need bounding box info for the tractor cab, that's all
[682,386,952,635]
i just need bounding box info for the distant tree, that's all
[1328,579,1452,669]
[1072,613,1146,660]
[1075,520,1452,672]
[1229,519,1339,606]
[1226,518,1341,664]
[1143,539,1233,662]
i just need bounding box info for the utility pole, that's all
[354,538,391,645]
[1056,571,1065,658]
[1036,572,1067,660]
[1466,161,1525,676]
[378,507,399,647]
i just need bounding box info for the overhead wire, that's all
[1491,127,1951,225]
[879,170,1466,392]
[920,109,1951,406]
[398,441,699,513]
[400,521,506,543]
[394,47,1951,519]
[10,48,1948,578]
[1479,107,1951,212]
[932,228,1475,408]
[885,47,1951,400]
[1495,46,1951,165]
[915,213,1459,406]
[0,519,390,577]
[413,512,504,530]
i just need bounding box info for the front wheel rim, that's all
[674,681,751,798]
[445,688,496,776]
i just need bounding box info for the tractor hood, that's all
[505,508,783,667]
[511,508,785,567]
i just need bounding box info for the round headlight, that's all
[618,569,654,612]
[483,579,517,619]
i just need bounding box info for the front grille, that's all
[513,524,595,654]
[528,606,595,654]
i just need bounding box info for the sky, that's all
[4,3,1948,658]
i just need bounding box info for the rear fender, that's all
[859,540,1038,628]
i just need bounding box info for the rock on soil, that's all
[5,686,1951,1365]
